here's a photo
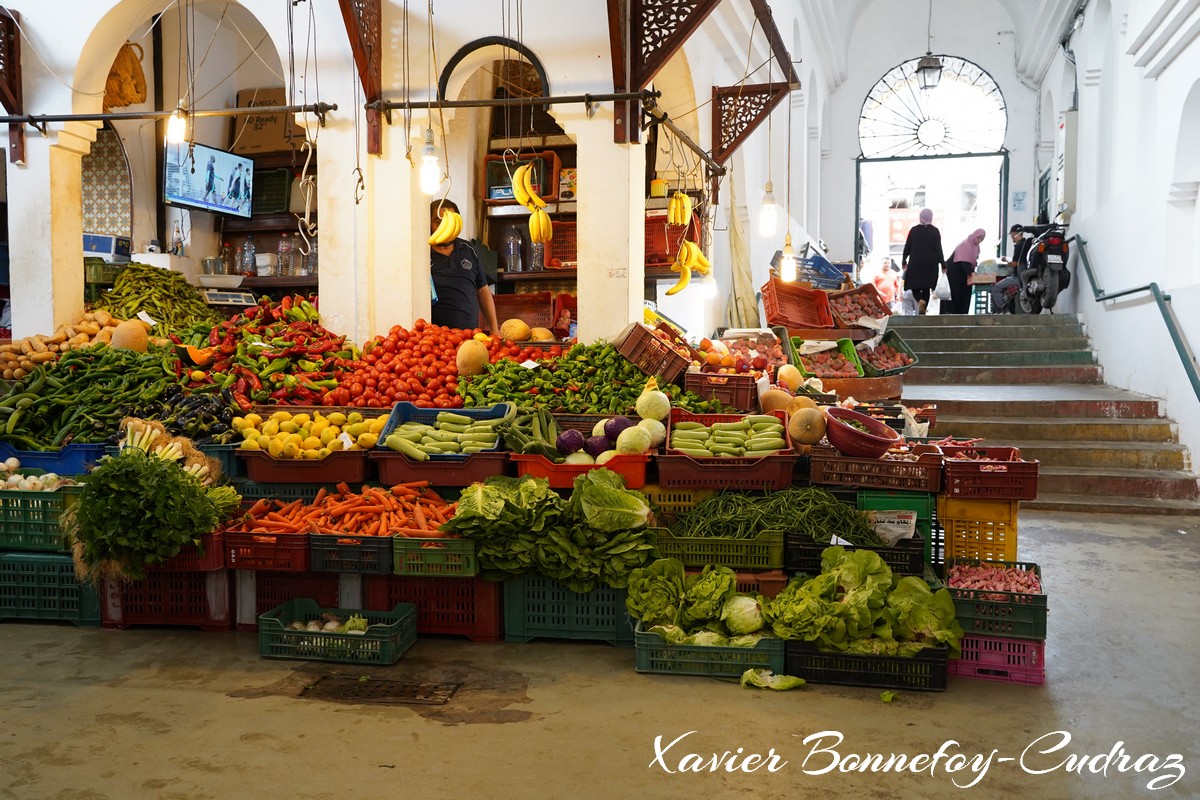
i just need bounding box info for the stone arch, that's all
[438,37,550,104]
[1170,80,1200,280]
[1086,0,1116,204]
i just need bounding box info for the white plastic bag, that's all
[934,271,952,301]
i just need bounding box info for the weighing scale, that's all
[201,289,258,316]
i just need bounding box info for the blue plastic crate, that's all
[375,402,512,460]
[0,442,108,476]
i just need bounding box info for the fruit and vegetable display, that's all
[0,458,73,492]
[236,481,456,537]
[286,612,371,635]
[667,414,789,458]
[382,406,512,461]
[235,409,386,459]
[857,342,915,372]
[95,261,222,333]
[798,348,862,378]
[667,487,882,546]
[136,385,237,445]
[946,563,1043,596]
[693,331,786,379]
[828,288,888,323]
[625,558,776,647]
[439,470,657,591]
[764,547,963,657]
[0,309,134,380]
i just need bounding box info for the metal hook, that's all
[352,166,365,205]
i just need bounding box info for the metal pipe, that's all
[0,103,338,128]
[374,90,658,112]
[642,99,727,177]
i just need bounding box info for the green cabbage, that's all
[728,633,774,648]
[626,558,686,625]
[685,630,729,646]
[568,469,652,532]
[740,669,806,691]
[681,565,739,628]
[646,623,688,644]
[720,595,766,635]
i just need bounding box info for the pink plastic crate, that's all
[948,634,1045,685]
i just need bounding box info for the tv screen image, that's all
[164,141,254,219]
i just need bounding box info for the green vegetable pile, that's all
[0,345,184,450]
[625,558,776,648]
[765,546,963,657]
[670,487,882,546]
[66,448,241,581]
[439,469,658,592]
[458,342,727,414]
[95,261,222,334]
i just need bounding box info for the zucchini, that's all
[745,438,788,451]
[436,412,475,426]
[706,443,746,456]
[744,414,783,425]
[393,438,428,461]
[711,421,751,432]
[437,421,471,434]
[673,421,708,431]
[751,421,786,433]
[458,433,499,444]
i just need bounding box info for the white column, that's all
[8,122,99,338]
[559,108,646,342]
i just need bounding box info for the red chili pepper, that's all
[529,387,540,395]
[232,392,253,412]
[281,296,293,312]
[236,366,263,392]
[270,388,290,400]
[294,387,317,403]
[209,327,221,346]
[307,341,342,355]
[174,360,183,379]
[235,377,248,395]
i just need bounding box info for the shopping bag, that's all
[934,271,952,301]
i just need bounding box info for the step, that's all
[888,314,1082,327]
[895,325,1085,341]
[901,396,1163,420]
[1036,466,1200,501]
[903,336,1093,352]
[904,365,1103,384]
[915,350,1097,367]
[997,440,1189,471]
[1023,493,1200,515]
[933,416,1176,443]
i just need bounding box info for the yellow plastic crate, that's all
[937,497,1019,562]
[640,484,716,521]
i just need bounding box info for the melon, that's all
[529,327,555,341]
[499,318,532,342]
[777,364,803,392]
[455,339,490,376]
[788,407,827,446]
[759,389,794,415]
[111,319,149,353]
[785,395,819,416]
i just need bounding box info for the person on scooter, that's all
[991,225,1031,312]
[944,228,986,314]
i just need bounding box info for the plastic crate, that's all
[792,338,865,379]
[713,325,794,375]
[551,413,615,434]
[483,151,560,204]
[548,221,578,267]
[946,559,1047,640]
[503,575,633,645]
[785,642,948,691]
[949,635,1045,685]
[938,497,1019,563]
[844,402,908,432]
[784,531,925,577]
[658,409,796,491]
[683,372,759,412]
[148,530,225,572]
[0,485,79,552]
[362,574,503,642]
[510,453,649,489]
[258,599,417,665]
[651,528,783,570]
[493,292,554,330]
[683,568,789,599]
[238,450,369,484]
[0,442,108,476]
[233,480,344,508]
[102,569,232,631]
[857,489,936,565]
[224,529,310,572]
[371,450,510,487]
[199,443,244,480]
[827,283,892,328]
[614,323,691,383]
[645,211,692,267]
[237,570,342,630]
[392,536,477,577]
[809,445,943,493]
[855,330,920,378]
[760,278,835,329]
[641,484,717,524]
[634,622,785,677]
[0,552,100,626]
[309,533,393,575]
[942,446,1040,501]
[375,401,512,460]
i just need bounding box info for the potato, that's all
[70,333,90,347]
[105,317,120,328]
[30,351,55,364]
[0,344,17,353]
[2,369,11,380]
[19,339,34,355]
[12,368,26,379]
[76,321,101,336]
[93,309,112,327]
[94,328,113,344]
[83,312,96,322]
[18,359,34,372]
[49,331,67,344]
[29,337,46,353]
[47,344,59,353]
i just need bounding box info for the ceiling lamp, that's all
[758,181,779,237]
[917,0,942,90]
[779,233,797,282]
[419,127,441,195]
[166,104,188,144]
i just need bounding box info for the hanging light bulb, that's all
[758,181,779,237]
[166,104,188,144]
[780,233,797,283]
[419,128,441,195]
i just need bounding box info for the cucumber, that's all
[673,421,708,431]
[744,414,783,425]
[437,412,475,426]
[392,438,428,461]
[711,421,751,432]
[745,438,787,451]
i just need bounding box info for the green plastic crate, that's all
[392,537,477,578]
[0,552,101,626]
[503,575,633,645]
[199,443,245,480]
[857,489,936,565]
[791,337,865,379]
[257,599,417,664]
[649,528,783,570]
[946,559,1047,640]
[0,486,80,552]
[634,622,784,677]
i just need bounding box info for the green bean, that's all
[669,487,883,546]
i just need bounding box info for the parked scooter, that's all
[995,222,1071,314]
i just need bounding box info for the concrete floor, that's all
[1,510,1198,800]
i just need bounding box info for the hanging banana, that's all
[667,191,693,227]
[666,238,707,295]
[428,209,463,246]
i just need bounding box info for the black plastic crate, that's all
[784,531,925,577]
[785,642,947,691]
[309,533,393,575]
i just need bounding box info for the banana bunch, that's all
[667,191,693,226]
[512,163,553,244]
[428,208,463,246]
[665,239,711,297]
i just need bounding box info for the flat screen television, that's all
[163,141,254,219]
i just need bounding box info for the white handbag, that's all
[934,271,952,301]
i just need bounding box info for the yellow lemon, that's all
[318,447,331,459]
[302,436,323,451]
[231,416,247,431]
[320,427,337,446]
[262,420,280,437]
[327,438,345,452]
[285,433,304,448]
[311,419,328,436]
[344,422,366,439]
[292,413,311,426]
[356,432,379,450]
[368,418,386,435]
[267,439,285,458]
[282,441,300,459]
[270,411,293,423]
[302,448,322,460]
[239,438,261,451]
[255,434,270,450]
[326,412,347,427]
[243,413,262,428]
[241,427,259,441]
[347,412,364,425]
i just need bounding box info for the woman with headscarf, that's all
[901,208,944,314]
[945,228,987,314]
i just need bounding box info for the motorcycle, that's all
[996,222,1071,314]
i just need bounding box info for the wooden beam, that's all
[0,8,24,163]
[337,0,382,155]
[748,0,800,88]
[630,0,723,91]
[711,81,789,165]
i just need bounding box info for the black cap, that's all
[1010,224,1022,234]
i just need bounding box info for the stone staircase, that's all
[890,314,1200,515]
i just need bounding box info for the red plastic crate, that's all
[492,291,554,330]
[362,574,503,642]
[809,445,944,493]
[548,222,578,267]
[684,569,788,599]
[615,323,691,383]
[942,446,1040,501]
[827,283,892,328]
[657,409,796,490]
[370,450,510,487]
[510,453,649,489]
[224,530,310,572]
[645,211,693,266]
[949,634,1046,685]
[237,450,369,484]
[148,530,224,572]
[683,372,760,412]
[761,278,835,329]
[102,569,232,631]
[236,570,342,631]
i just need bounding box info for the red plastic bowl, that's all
[824,406,901,459]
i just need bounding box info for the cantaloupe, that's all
[456,339,490,376]
[777,364,803,392]
[788,406,827,446]
[759,389,794,415]
[785,395,819,416]
[499,318,532,341]
[529,327,554,341]
[111,319,149,353]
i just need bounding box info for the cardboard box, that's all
[231,88,297,155]
[559,168,577,201]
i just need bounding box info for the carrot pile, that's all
[234,481,457,538]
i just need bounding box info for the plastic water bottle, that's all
[277,233,291,277]
[220,241,233,275]
[504,229,523,274]
[242,234,257,276]
[171,221,184,256]
[529,241,545,272]
[233,242,244,277]
[306,235,319,276]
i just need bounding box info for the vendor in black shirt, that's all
[430,199,499,332]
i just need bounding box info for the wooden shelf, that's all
[240,275,318,289]
[223,213,308,233]
[499,266,678,284]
